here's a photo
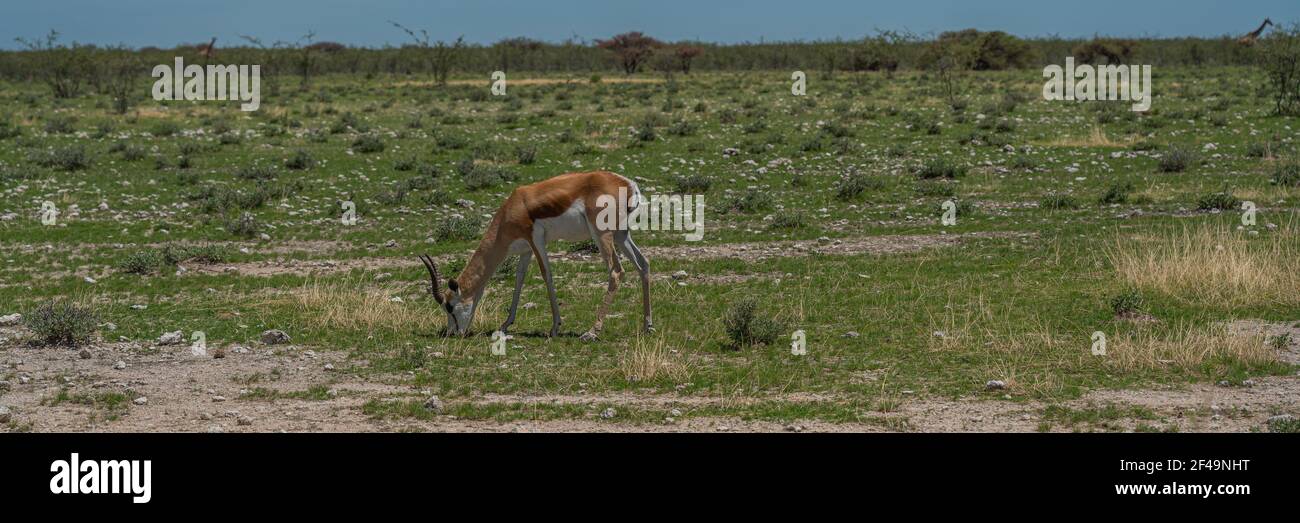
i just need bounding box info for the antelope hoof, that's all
[580,330,600,342]
[644,324,656,334]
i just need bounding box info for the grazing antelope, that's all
[418,171,652,340]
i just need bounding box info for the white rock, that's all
[158,330,184,345]
[985,380,1006,390]
[133,397,148,406]
[0,313,21,326]
[113,360,127,370]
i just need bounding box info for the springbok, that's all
[418,171,652,340]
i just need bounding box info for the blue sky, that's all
[1,0,1294,49]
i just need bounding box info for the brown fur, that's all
[449,171,633,300]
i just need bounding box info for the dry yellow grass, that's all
[618,334,691,383]
[1107,219,1300,308]
[1105,322,1275,371]
[289,279,441,334]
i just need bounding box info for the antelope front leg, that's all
[499,251,532,334]
[530,240,562,337]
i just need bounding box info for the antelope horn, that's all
[418,254,444,304]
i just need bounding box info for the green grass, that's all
[2,67,1298,426]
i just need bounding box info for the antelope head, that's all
[419,254,473,336]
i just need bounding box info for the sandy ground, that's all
[2,319,1295,433]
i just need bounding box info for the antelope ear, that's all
[448,279,459,293]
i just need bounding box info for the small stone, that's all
[158,330,183,345]
[237,416,253,426]
[231,345,250,354]
[1242,379,1256,387]
[212,395,227,402]
[932,330,947,338]
[198,412,212,420]
[323,363,335,371]
[671,270,689,280]
[0,381,10,391]
[0,405,11,423]
[0,313,21,326]
[843,331,860,338]
[84,277,97,284]
[1268,414,1295,425]
[113,360,127,370]
[669,408,682,417]
[260,329,290,345]
[600,407,617,419]
[206,425,225,433]
[133,397,148,406]
[423,395,444,413]
[327,388,339,398]
[985,380,1006,390]
[78,349,92,359]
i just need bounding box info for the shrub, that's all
[29,145,90,171]
[726,189,774,213]
[464,165,517,190]
[149,120,180,137]
[674,173,712,193]
[915,158,966,179]
[835,170,882,201]
[119,250,164,275]
[433,215,482,242]
[515,145,537,165]
[1157,145,1196,173]
[237,165,278,180]
[1196,189,1239,211]
[721,297,782,348]
[285,149,314,170]
[768,212,807,229]
[24,301,98,347]
[224,212,260,238]
[1098,181,1134,204]
[351,134,386,153]
[1109,289,1145,316]
[1271,157,1300,187]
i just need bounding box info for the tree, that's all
[494,37,543,73]
[675,45,702,74]
[1258,23,1300,115]
[596,32,662,74]
[15,30,92,98]
[389,21,464,85]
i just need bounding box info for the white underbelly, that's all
[535,199,592,242]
